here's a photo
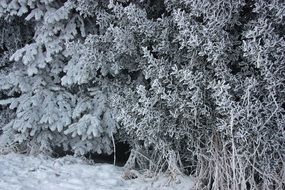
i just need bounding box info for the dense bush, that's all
[0,0,284,189]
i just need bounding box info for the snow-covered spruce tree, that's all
[0,0,284,189]
[0,0,117,155]
[0,17,33,136]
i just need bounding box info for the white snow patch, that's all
[0,153,194,190]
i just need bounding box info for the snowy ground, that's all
[0,153,194,190]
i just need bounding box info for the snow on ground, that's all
[0,153,194,190]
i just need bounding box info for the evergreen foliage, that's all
[0,0,284,189]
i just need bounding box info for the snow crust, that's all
[0,153,193,190]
